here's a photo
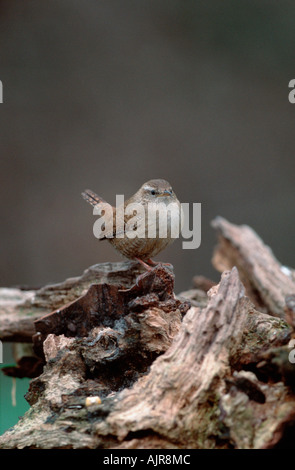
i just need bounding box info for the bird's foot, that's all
[119,270,150,292]
[146,259,174,271]
[135,270,151,287]
[119,258,173,293]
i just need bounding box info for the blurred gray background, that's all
[0,0,294,293]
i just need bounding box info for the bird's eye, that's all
[151,190,156,195]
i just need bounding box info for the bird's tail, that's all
[81,189,106,207]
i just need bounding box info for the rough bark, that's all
[211,216,295,318]
[0,219,295,449]
[0,265,293,449]
[0,261,143,342]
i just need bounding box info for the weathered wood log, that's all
[1,218,295,449]
[211,217,295,318]
[0,262,143,342]
[285,295,295,331]
[0,288,37,342]
[0,265,293,449]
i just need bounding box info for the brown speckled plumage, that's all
[82,179,181,269]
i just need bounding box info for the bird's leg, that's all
[119,257,153,292]
[120,257,172,293]
[146,258,173,269]
[132,257,156,288]
[146,258,158,266]
[135,257,153,271]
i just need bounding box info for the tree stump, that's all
[0,219,295,449]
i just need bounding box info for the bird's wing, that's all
[82,190,146,239]
[121,204,146,238]
[104,202,146,238]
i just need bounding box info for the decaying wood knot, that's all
[28,264,190,401]
[33,264,189,345]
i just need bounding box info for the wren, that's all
[82,179,181,270]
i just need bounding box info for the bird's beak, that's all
[157,190,172,197]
